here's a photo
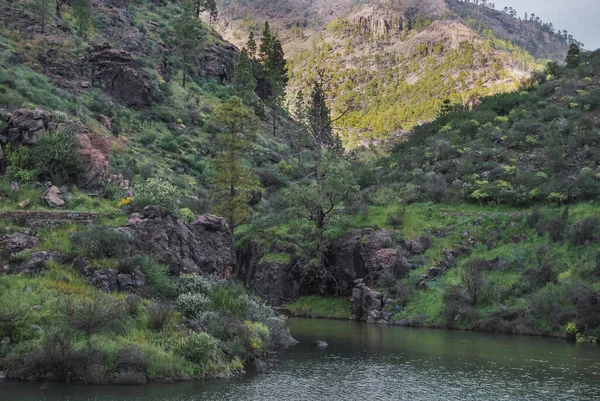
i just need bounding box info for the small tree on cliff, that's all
[72,0,92,35]
[37,0,51,34]
[233,48,257,105]
[209,97,258,229]
[174,0,205,88]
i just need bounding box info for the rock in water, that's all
[41,185,65,208]
[314,340,328,348]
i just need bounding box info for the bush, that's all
[527,208,542,228]
[569,217,598,246]
[71,225,131,259]
[132,178,180,212]
[176,293,211,318]
[0,293,30,341]
[115,345,149,374]
[524,262,558,289]
[461,259,487,305]
[546,208,569,243]
[124,294,141,317]
[147,301,173,331]
[386,205,406,229]
[119,256,174,298]
[443,285,476,328]
[31,129,83,185]
[103,182,124,201]
[178,332,221,364]
[60,293,124,336]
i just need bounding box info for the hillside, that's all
[216,0,571,146]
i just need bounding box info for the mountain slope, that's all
[216,0,571,146]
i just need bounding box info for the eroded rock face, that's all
[87,45,154,108]
[1,109,51,146]
[76,131,111,193]
[118,206,236,276]
[325,228,412,295]
[351,279,385,323]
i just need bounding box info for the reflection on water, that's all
[1,318,599,401]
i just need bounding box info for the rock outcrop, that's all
[87,45,155,108]
[74,259,147,293]
[1,108,51,147]
[0,109,111,193]
[325,228,414,295]
[118,206,236,276]
[76,130,111,193]
[0,232,39,262]
[351,279,387,323]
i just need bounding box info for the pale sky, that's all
[493,0,600,50]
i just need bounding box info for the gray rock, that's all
[118,207,235,276]
[0,371,6,379]
[352,283,384,322]
[314,340,328,348]
[0,232,40,259]
[1,337,10,345]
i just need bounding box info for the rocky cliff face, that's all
[119,206,236,276]
[0,109,111,194]
[235,227,429,306]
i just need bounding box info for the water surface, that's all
[1,318,599,401]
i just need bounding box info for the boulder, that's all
[84,266,146,293]
[314,340,328,348]
[0,371,6,380]
[41,185,65,208]
[118,206,235,276]
[0,232,40,259]
[8,251,70,274]
[351,282,384,322]
[406,236,432,254]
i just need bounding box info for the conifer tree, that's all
[247,31,257,60]
[209,97,258,229]
[174,0,205,88]
[73,0,92,34]
[233,48,257,104]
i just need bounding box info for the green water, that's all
[1,318,599,400]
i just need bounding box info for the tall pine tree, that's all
[174,0,205,88]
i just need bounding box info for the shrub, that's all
[103,182,124,201]
[60,293,124,336]
[0,294,30,341]
[71,225,131,259]
[524,262,558,289]
[546,208,569,243]
[176,293,211,318]
[124,294,141,317]
[178,208,195,224]
[443,285,476,328]
[132,178,180,212]
[119,256,174,298]
[31,129,83,185]
[527,208,542,228]
[147,301,173,331]
[178,332,221,364]
[386,205,406,229]
[460,259,487,305]
[115,345,148,374]
[569,217,598,246]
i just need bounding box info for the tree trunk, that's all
[56,0,62,19]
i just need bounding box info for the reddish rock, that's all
[76,131,110,193]
[41,186,65,208]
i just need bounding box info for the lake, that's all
[1,318,599,400]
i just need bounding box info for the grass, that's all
[284,295,351,319]
[260,253,292,264]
